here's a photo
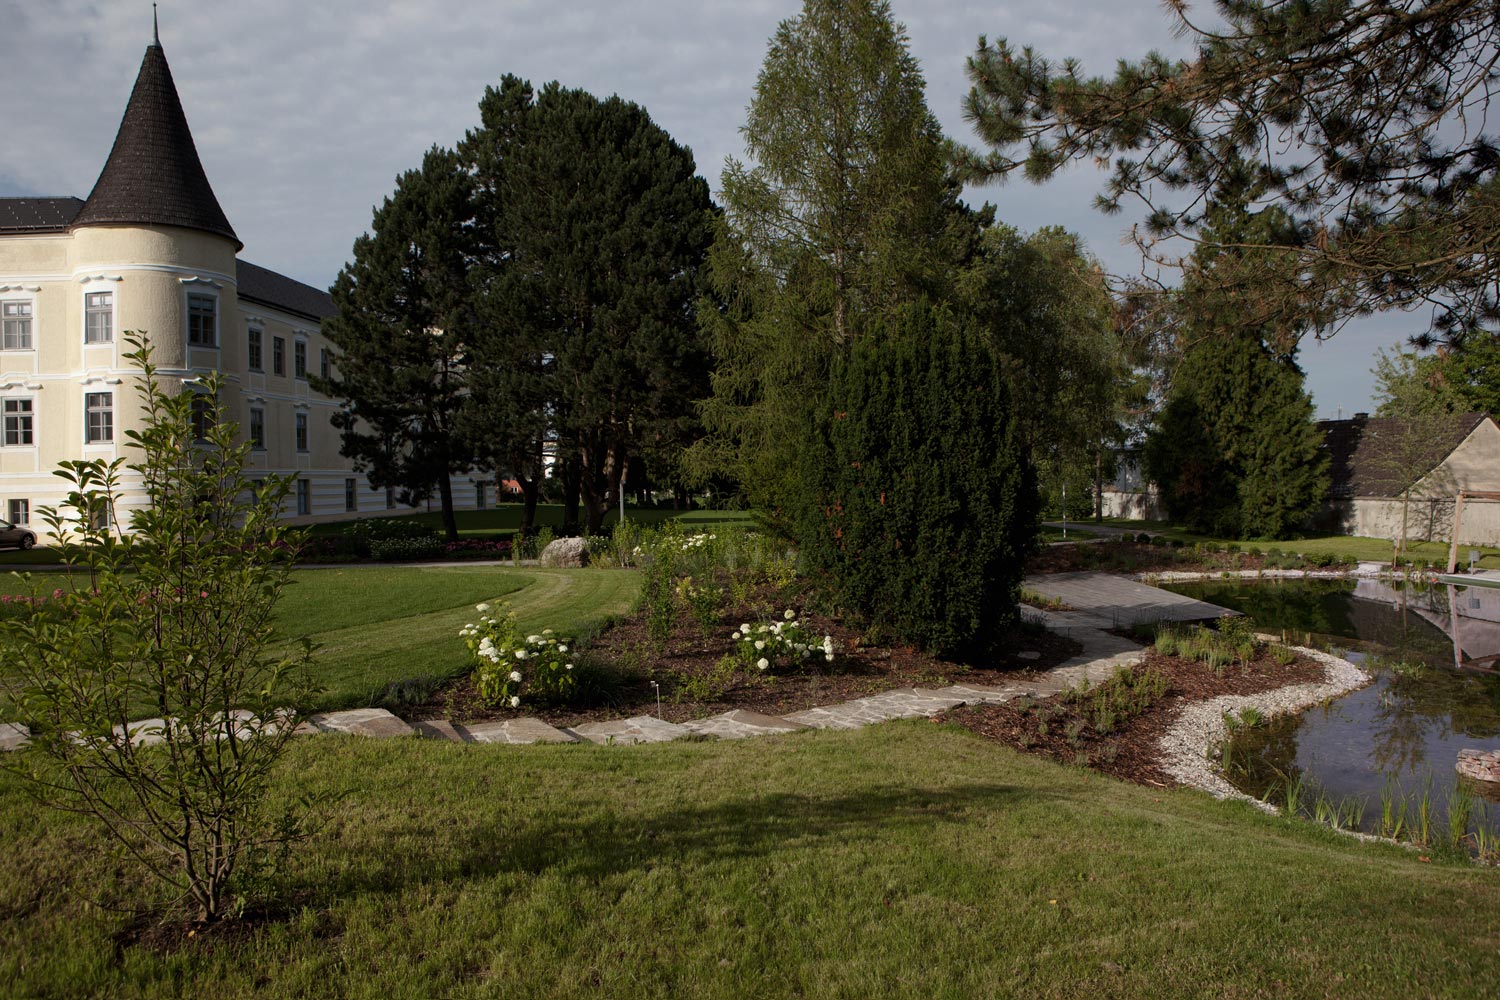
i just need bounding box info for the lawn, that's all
[1098,518,1500,569]
[1,722,1497,998]
[0,565,641,714]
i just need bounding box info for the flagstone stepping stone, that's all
[306,708,414,739]
[929,683,1032,704]
[460,718,577,745]
[411,720,467,742]
[0,722,29,751]
[112,717,169,747]
[681,709,811,740]
[567,715,691,745]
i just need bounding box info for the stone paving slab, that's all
[567,715,691,745]
[682,709,811,740]
[928,683,1030,705]
[461,718,577,745]
[0,722,29,751]
[308,708,415,739]
[411,720,466,742]
[1024,572,1237,629]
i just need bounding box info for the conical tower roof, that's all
[71,40,239,246]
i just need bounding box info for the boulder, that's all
[539,536,589,568]
[1456,748,1500,784]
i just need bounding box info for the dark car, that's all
[0,519,36,551]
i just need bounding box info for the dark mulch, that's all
[939,645,1327,787]
[409,585,1083,728]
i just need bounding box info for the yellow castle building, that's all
[0,35,420,534]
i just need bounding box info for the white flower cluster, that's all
[731,609,835,672]
[459,603,576,709]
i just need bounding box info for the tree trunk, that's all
[1094,443,1105,522]
[521,479,539,535]
[561,457,581,535]
[437,471,458,542]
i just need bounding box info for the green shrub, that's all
[369,534,444,561]
[793,302,1039,657]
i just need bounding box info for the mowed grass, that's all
[0,566,641,714]
[2,722,1498,998]
[1099,519,1500,569]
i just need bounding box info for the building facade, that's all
[0,38,485,536]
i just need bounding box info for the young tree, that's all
[0,337,317,923]
[962,0,1500,344]
[317,146,476,541]
[694,0,964,513]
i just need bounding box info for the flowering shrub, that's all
[459,602,576,708]
[730,609,835,673]
[0,590,62,621]
[442,538,512,559]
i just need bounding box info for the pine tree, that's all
[317,146,475,540]
[693,0,963,513]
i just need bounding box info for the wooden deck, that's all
[1024,572,1238,630]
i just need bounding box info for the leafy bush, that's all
[793,302,1039,657]
[730,609,835,673]
[459,602,576,707]
[369,534,444,561]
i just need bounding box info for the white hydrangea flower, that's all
[526,635,542,644]
[515,650,528,661]
[476,603,491,613]
[558,644,568,653]
[785,609,795,620]
[510,695,521,708]
[740,623,751,633]
[509,670,522,683]
[757,658,769,670]
[565,663,573,671]
[755,640,765,650]
[731,631,742,641]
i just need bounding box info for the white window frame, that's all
[320,348,331,381]
[344,478,357,512]
[296,479,311,516]
[272,336,286,376]
[84,290,114,345]
[247,326,264,371]
[2,299,34,351]
[249,407,266,450]
[189,392,215,443]
[186,292,218,348]
[294,339,308,380]
[7,499,29,526]
[294,412,309,453]
[3,397,35,446]
[85,391,114,444]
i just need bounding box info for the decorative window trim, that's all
[84,391,114,445]
[2,396,36,447]
[247,325,265,372]
[185,290,219,349]
[178,276,223,289]
[84,288,115,345]
[1,297,36,351]
[76,274,124,285]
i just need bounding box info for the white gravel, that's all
[1157,647,1371,811]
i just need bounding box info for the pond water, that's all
[1160,577,1500,839]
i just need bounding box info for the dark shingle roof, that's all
[0,197,84,233]
[70,43,238,246]
[236,260,335,321]
[1318,412,1488,497]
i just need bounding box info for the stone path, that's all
[1,571,1233,754]
[1023,571,1238,630]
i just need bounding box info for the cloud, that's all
[1,0,1390,414]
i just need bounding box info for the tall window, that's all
[294,341,308,379]
[85,392,113,444]
[247,327,264,370]
[476,482,487,509]
[187,294,217,347]
[7,499,28,525]
[344,478,357,512]
[190,394,214,442]
[249,407,266,450]
[295,412,309,452]
[85,292,113,344]
[272,337,286,376]
[296,479,310,516]
[2,398,33,445]
[2,301,32,350]
[385,486,395,510]
[320,348,330,380]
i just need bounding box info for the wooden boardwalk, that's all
[1024,572,1237,630]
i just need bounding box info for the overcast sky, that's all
[2,0,1412,416]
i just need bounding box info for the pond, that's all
[1160,577,1500,843]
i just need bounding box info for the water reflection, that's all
[1163,578,1500,834]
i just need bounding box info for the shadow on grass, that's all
[313,781,1044,902]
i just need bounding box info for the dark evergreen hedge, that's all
[794,303,1039,658]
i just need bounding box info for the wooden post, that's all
[1448,492,1468,574]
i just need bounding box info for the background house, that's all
[1317,412,1500,546]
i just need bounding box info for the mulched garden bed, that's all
[407,585,1083,728]
[939,645,1327,787]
